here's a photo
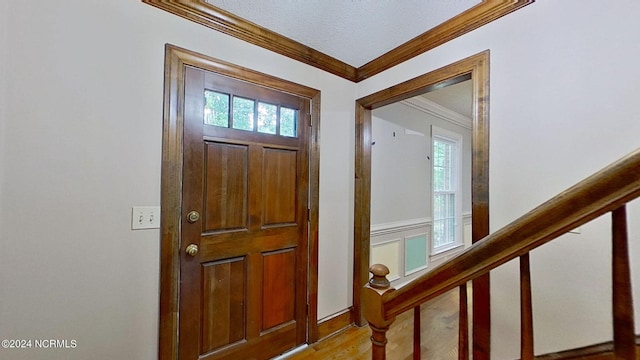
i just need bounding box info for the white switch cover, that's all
[132,206,160,230]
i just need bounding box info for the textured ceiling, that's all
[205,0,482,67]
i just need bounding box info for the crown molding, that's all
[142,0,358,81]
[142,0,534,83]
[356,0,534,81]
[401,97,472,130]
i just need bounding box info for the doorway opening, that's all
[370,76,473,287]
[353,50,490,356]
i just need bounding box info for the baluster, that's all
[370,323,390,360]
[363,264,396,360]
[520,253,534,360]
[612,205,636,359]
[459,284,469,360]
[413,306,421,360]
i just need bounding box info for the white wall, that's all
[370,104,472,288]
[3,1,640,359]
[359,0,640,358]
[0,0,7,238]
[373,102,472,223]
[371,116,429,224]
[0,0,356,359]
[0,1,8,346]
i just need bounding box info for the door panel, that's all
[262,249,296,330]
[263,148,297,225]
[204,142,248,232]
[201,257,246,353]
[179,66,310,360]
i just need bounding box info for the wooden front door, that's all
[178,66,310,360]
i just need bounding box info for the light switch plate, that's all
[132,206,160,230]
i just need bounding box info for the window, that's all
[204,91,230,127]
[232,97,255,131]
[279,107,297,137]
[432,126,462,253]
[204,89,298,138]
[257,101,277,134]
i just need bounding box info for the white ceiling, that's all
[205,0,481,67]
[204,1,476,117]
[421,80,473,118]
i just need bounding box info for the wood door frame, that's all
[353,51,491,358]
[159,44,321,360]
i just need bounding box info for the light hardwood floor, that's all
[285,288,462,360]
[281,286,640,360]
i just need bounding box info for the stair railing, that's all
[363,148,640,359]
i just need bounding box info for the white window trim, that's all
[431,125,463,255]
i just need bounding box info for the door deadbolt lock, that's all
[187,211,200,223]
[185,244,199,256]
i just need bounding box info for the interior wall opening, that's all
[353,50,490,355]
[369,76,473,288]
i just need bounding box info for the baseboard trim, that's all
[316,308,354,341]
[533,335,640,359]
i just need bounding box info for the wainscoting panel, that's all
[404,233,428,276]
[463,212,472,248]
[370,218,431,287]
[371,239,401,281]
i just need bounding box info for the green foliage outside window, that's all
[204,90,229,127]
[280,107,297,137]
[204,90,297,138]
[258,102,277,134]
[233,97,255,131]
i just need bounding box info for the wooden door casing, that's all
[159,46,321,360]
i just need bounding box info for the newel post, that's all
[362,264,396,360]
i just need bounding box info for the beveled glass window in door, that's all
[204,89,298,138]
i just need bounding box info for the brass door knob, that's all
[185,244,199,256]
[187,211,200,223]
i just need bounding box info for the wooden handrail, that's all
[363,147,640,357]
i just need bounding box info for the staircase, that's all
[363,148,640,359]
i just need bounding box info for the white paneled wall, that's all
[370,219,431,286]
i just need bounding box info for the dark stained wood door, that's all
[179,66,310,360]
